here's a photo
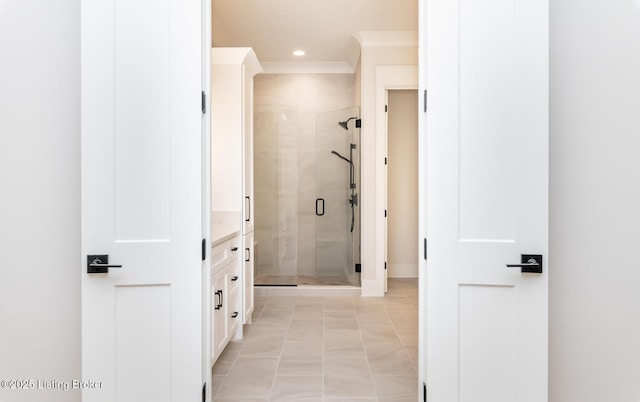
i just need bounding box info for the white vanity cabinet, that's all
[211,234,242,366]
[211,47,261,328]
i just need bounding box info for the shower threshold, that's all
[254,274,361,296]
[254,275,297,286]
[254,284,361,297]
[255,274,359,287]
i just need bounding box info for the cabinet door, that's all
[242,66,254,234]
[243,231,255,324]
[212,271,227,361]
[210,284,218,364]
[211,63,242,213]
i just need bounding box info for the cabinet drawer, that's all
[228,236,241,262]
[226,288,241,334]
[227,258,241,295]
[211,241,229,274]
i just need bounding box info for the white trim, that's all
[211,48,263,77]
[260,61,355,74]
[417,1,427,400]
[375,65,418,297]
[201,0,212,399]
[361,278,384,297]
[354,31,418,48]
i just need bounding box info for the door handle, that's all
[231,276,239,282]
[87,255,123,273]
[506,254,543,273]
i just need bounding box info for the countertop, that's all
[211,223,239,247]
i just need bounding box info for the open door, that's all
[81,1,205,401]
[422,0,548,401]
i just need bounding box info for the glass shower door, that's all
[310,107,360,286]
[253,105,299,286]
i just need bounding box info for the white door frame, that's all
[202,0,212,400]
[375,66,418,294]
[418,2,428,398]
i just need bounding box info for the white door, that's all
[81,1,204,401]
[212,270,228,359]
[422,0,548,401]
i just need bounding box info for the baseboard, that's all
[388,263,418,278]
[361,278,384,297]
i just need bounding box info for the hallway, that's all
[212,279,418,401]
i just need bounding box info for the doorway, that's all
[386,90,419,280]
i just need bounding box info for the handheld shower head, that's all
[331,150,353,165]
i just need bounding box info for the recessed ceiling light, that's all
[293,50,305,57]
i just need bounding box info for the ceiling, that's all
[212,0,418,70]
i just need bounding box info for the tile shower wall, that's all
[254,74,356,280]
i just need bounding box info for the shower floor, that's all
[255,274,357,287]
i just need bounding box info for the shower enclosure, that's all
[309,108,361,286]
[254,106,361,287]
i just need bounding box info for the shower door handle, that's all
[245,196,251,222]
[316,198,325,216]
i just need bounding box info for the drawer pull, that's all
[231,247,239,252]
[214,290,223,310]
[231,276,239,282]
[231,312,239,318]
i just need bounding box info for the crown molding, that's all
[353,31,418,48]
[260,61,355,74]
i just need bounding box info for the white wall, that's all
[549,0,640,400]
[0,1,81,401]
[387,90,418,278]
[357,33,418,295]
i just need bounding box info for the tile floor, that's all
[211,278,418,402]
